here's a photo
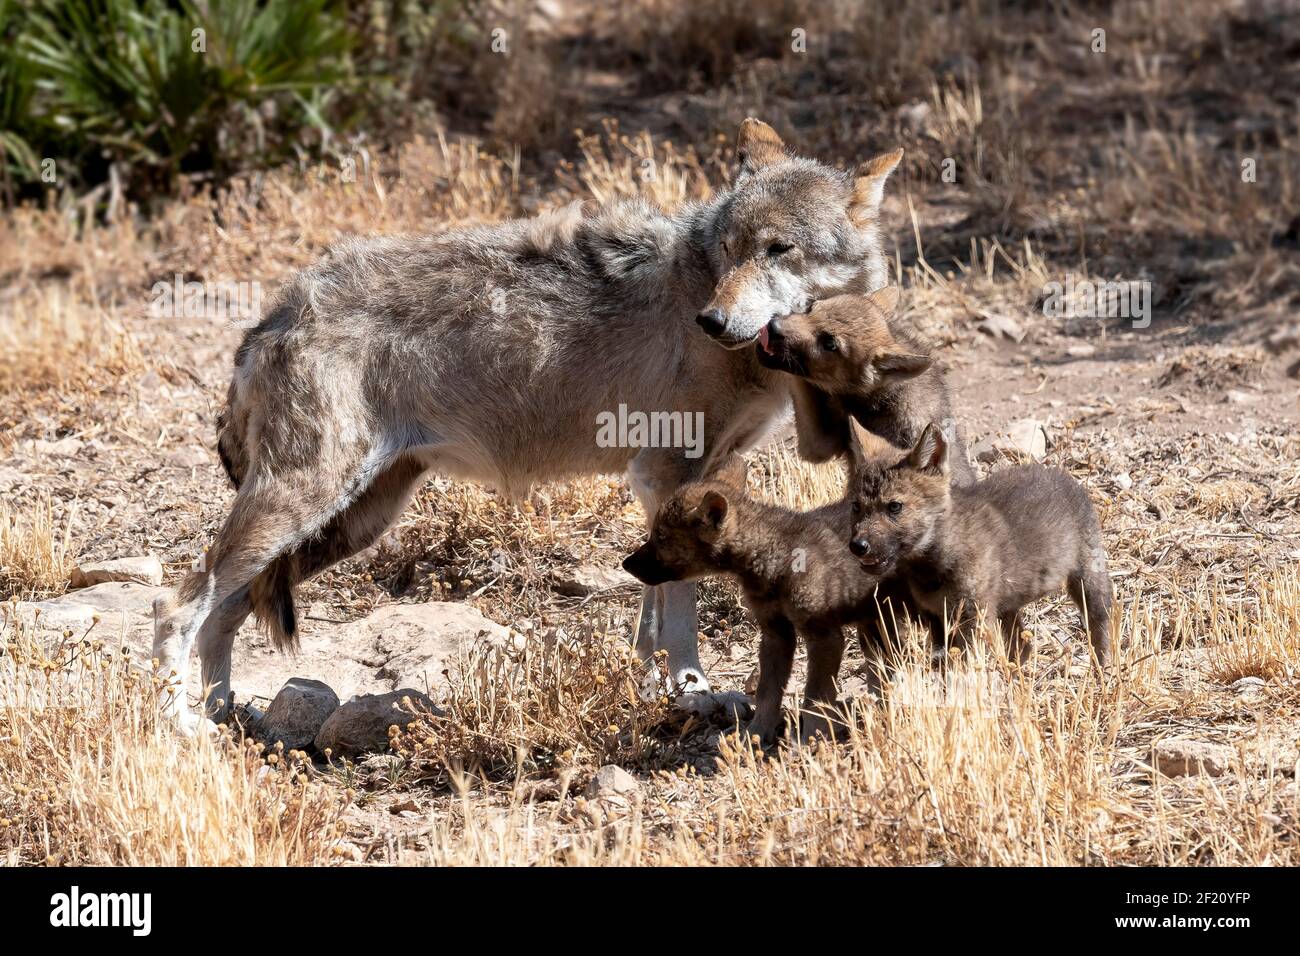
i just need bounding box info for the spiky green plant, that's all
[15,0,355,196]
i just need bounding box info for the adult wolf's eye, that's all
[818,333,840,352]
[767,241,793,257]
[887,501,903,516]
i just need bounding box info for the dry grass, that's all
[0,612,346,866]
[0,494,77,600]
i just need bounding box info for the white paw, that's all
[673,689,754,724]
[673,667,712,695]
[638,665,714,700]
[173,710,219,739]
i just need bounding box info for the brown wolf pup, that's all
[622,457,885,745]
[756,287,976,485]
[848,423,1114,668]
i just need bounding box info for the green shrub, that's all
[6,0,356,201]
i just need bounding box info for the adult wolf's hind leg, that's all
[154,459,379,732]
[1069,567,1114,670]
[196,456,430,722]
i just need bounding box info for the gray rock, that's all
[70,555,164,589]
[975,312,1025,343]
[10,581,163,641]
[1152,738,1235,777]
[9,599,97,632]
[259,678,340,751]
[975,419,1049,463]
[30,437,82,457]
[586,764,641,800]
[551,563,639,597]
[314,689,442,759]
[362,602,512,693]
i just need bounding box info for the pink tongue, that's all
[758,324,771,353]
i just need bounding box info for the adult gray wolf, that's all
[153,118,902,732]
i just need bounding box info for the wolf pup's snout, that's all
[623,543,668,585]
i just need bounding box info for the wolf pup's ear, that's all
[847,418,895,467]
[710,452,749,489]
[906,422,949,474]
[700,490,730,529]
[873,350,931,382]
[849,148,904,225]
[791,379,850,463]
[736,118,788,177]
[867,285,901,316]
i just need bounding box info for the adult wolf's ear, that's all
[849,148,904,226]
[906,422,950,474]
[791,379,850,463]
[736,118,788,177]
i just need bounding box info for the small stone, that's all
[313,689,441,759]
[551,564,638,597]
[70,555,165,589]
[259,678,340,751]
[1225,389,1257,405]
[975,312,1025,343]
[1002,419,1049,460]
[30,437,82,457]
[1229,676,1266,699]
[974,419,1048,463]
[1152,738,1235,777]
[1114,472,1133,491]
[586,765,641,800]
[1066,343,1097,358]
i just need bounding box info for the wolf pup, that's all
[756,287,975,485]
[848,423,1114,668]
[152,118,905,732]
[622,458,885,745]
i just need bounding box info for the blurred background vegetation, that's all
[0,0,494,204]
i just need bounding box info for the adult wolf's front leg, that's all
[657,579,708,692]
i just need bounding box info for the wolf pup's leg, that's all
[627,448,710,694]
[800,626,847,743]
[747,612,796,746]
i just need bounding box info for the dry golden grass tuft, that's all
[0,493,77,600]
[0,612,348,865]
[396,627,675,787]
[0,286,142,439]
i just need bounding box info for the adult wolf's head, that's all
[695,119,903,349]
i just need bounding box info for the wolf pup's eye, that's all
[818,332,840,353]
[767,241,793,258]
[851,500,861,516]
[887,501,903,516]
